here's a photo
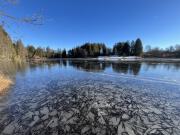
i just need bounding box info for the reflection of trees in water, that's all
[172,63,180,70]
[62,60,67,67]
[69,61,106,72]
[29,60,66,71]
[112,63,141,75]
[129,63,141,75]
[103,62,112,69]
[144,62,159,69]
[5,60,178,77]
[144,62,180,71]
[162,63,180,71]
[0,61,28,78]
[30,63,47,71]
[112,63,129,74]
[69,61,141,75]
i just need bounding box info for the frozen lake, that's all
[0,60,180,135]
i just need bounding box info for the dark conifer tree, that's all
[62,49,67,58]
[134,38,143,56]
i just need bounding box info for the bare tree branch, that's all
[0,0,44,25]
[2,0,18,5]
[0,11,43,25]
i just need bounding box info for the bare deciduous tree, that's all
[0,0,43,25]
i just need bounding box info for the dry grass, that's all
[0,74,13,94]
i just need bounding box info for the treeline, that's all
[68,38,143,58]
[0,26,27,61]
[25,39,143,59]
[0,26,66,60]
[68,43,111,58]
[144,45,180,58]
[113,38,143,56]
[0,26,143,60]
[1,25,180,61]
[27,43,110,59]
[26,46,67,59]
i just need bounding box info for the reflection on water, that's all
[0,61,28,95]
[112,63,141,75]
[144,62,180,71]
[7,60,178,77]
[69,61,106,72]
[68,60,180,78]
[0,60,180,135]
[69,60,142,75]
[0,61,28,78]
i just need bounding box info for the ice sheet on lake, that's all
[0,75,180,135]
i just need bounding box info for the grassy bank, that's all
[0,74,13,94]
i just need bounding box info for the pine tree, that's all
[134,38,143,56]
[62,49,67,58]
[123,42,130,56]
[130,40,135,56]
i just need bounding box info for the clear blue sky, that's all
[3,0,180,50]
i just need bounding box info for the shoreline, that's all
[29,57,180,63]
